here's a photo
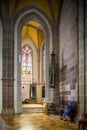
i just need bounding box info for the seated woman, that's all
[60,101,73,121]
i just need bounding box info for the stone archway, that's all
[0,18,2,114]
[14,6,53,113]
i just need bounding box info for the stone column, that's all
[40,48,43,83]
[45,39,50,101]
[37,49,40,83]
[2,19,14,114]
[54,38,59,104]
[52,25,59,105]
[85,0,87,114]
[78,0,86,118]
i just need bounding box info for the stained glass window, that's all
[21,45,32,83]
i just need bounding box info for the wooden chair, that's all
[78,114,87,130]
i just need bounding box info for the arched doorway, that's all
[14,6,53,113]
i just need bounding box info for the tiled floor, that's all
[0,104,78,130]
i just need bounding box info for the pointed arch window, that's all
[21,45,32,83]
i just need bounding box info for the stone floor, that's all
[0,114,79,130]
[0,104,79,130]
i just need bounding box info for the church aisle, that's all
[0,113,78,130]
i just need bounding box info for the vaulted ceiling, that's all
[0,0,61,49]
[21,20,45,49]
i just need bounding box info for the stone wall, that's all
[59,0,77,107]
[21,83,44,104]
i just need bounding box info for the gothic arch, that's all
[14,6,53,113]
[0,18,2,113]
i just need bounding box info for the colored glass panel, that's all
[21,45,32,83]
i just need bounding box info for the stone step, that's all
[22,107,45,114]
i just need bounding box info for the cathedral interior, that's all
[0,0,87,129]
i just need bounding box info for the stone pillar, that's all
[2,19,14,114]
[52,25,59,105]
[78,0,86,118]
[45,39,50,101]
[0,19,2,114]
[37,49,40,83]
[40,48,43,83]
[85,0,87,114]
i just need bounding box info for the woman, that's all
[60,101,73,121]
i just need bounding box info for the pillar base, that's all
[1,108,14,115]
